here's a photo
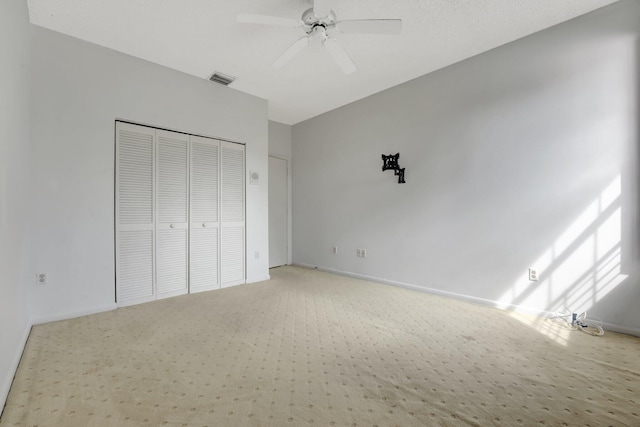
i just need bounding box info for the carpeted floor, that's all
[1,266,639,426]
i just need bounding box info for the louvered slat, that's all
[191,140,219,222]
[118,130,153,225]
[157,229,188,296]
[117,230,154,301]
[190,228,219,291]
[157,135,189,224]
[221,144,244,222]
[221,226,245,284]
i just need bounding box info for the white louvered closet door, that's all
[156,129,190,299]
[189,136,220,293]
[116,122,156,306]
[220,141,246,287]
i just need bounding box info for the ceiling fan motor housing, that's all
[302,8,336,34]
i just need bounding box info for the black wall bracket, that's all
[381,153,406,184]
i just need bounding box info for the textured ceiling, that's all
[27,0,619,125]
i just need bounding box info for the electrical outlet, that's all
[332,246,338,254]
[37,273,47,285]
[528,268,538,281]
[356,249,367,258]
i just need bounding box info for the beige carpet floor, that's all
[1,266,639,426]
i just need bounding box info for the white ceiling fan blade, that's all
[337,19,403,34]
[237,13,302,28]
[313,0,331,19]
[273,36,310,68]
[323,38,357,75]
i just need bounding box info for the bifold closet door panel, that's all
[220,141,245,287]
[156,129,189,298]
[190,136,220,293]
[115,122,156,306]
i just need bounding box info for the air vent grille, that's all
[208,71,236,86]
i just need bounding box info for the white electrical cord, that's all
[549,309,604,336]
[575,311,604,336]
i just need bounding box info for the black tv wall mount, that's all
[381,153,406,184]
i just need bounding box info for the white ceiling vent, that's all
[208,71,236,86]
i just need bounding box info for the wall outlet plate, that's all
[528,268,538,281]
[37,273,47,285]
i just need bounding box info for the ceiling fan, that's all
[237,0,402,75]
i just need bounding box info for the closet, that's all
[115,121,245,307]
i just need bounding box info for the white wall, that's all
[0,0,32,410]
[29,26,270,323]
[293,1,640,334]
[269,121,293,160]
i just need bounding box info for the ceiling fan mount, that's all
[237,1,402,75]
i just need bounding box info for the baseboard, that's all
[246,275,270,284]
[295,262,509,307]
[30,303,118,326]
[293,263,639,337]
[601,322,640,337]
[293,263,321,271]
[1,321,32,417]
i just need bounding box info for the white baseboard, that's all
[601,321,640,337]
[30,303,117,326]
[1,321,32,417]
[246,275,270,284]
[294,263,640,337]
[297,262,515,309]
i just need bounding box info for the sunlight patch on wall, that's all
[498,175,627,344]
